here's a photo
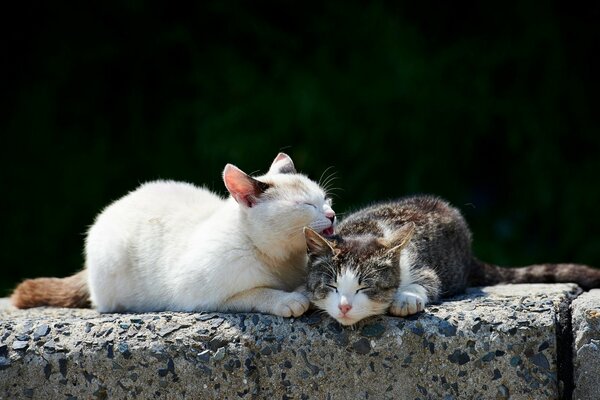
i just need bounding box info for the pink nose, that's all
[339,304,352,315]
[325,210,335,223]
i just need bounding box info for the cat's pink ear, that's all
[223,164,270,207]
[304,227,337,257]
[268,153,296,175]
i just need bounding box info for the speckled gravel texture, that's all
[571,289,600,400]
[0,284,581,400]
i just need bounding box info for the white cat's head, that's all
[223,153,335,258]
[304,226,413,326]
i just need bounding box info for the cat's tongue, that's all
[322,227,334,236]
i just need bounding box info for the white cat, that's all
[11,153,335,317]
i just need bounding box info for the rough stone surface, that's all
[0,299,11,312]
[0,284,580,399]
[571,289,600,400]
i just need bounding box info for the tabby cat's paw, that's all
[389,291,426,317]
[272,292,310,317]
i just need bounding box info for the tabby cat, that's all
[305,195,599,325]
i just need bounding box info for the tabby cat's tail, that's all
[469,259,600,290]
[10,270,91,309]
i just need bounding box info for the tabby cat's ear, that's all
[223,164,270,208]
[385,222,415,257]
[268,153,296,175]
[304,227,337,257]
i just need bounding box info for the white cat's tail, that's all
[11,270,90,309]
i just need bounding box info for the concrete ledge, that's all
[571,289,600,400]
[0,284,581,399]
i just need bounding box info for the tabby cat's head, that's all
[304,224,413,325]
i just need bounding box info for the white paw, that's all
[272,292,310,317]
[389,291,426,317]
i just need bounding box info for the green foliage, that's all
[2,2,599,294]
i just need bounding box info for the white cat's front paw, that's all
[389,291,426,317]
[272,292,310,317]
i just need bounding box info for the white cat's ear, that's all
[268,153,296,175]
[223,164,270,207]
[385,222,415,257]
[304,227,337,257]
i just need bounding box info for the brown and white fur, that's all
[305,195,599,326]
[12,153,335,317]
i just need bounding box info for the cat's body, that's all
[305,195,600,325]
[12,153,336,317]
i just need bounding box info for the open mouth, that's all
[321,226,334,236]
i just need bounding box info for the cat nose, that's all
[325,210,335,223]
[339,304,352,315]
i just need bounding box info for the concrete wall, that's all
[0,284,596,399]
[571,289,600,400]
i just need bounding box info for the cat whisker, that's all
[276,223,317,237]
[321,175,340,196]
[322,176,339,190]
[249,169,262,177]
[318,166,337,188]
[275,220,316,233]
[325,187,344,200]
[322,177,340,193]
[275,219,338,238]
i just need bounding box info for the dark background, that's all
[2,2,599,295]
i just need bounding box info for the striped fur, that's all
[306,195,598,325]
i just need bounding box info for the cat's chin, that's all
[336,315,360,326]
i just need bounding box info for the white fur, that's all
[389,284,427,317]
[86,156,334,316]
[389,248,428,316]
[314,246,429,325]
[314,269,388,326]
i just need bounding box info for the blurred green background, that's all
[2,2,599,295]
